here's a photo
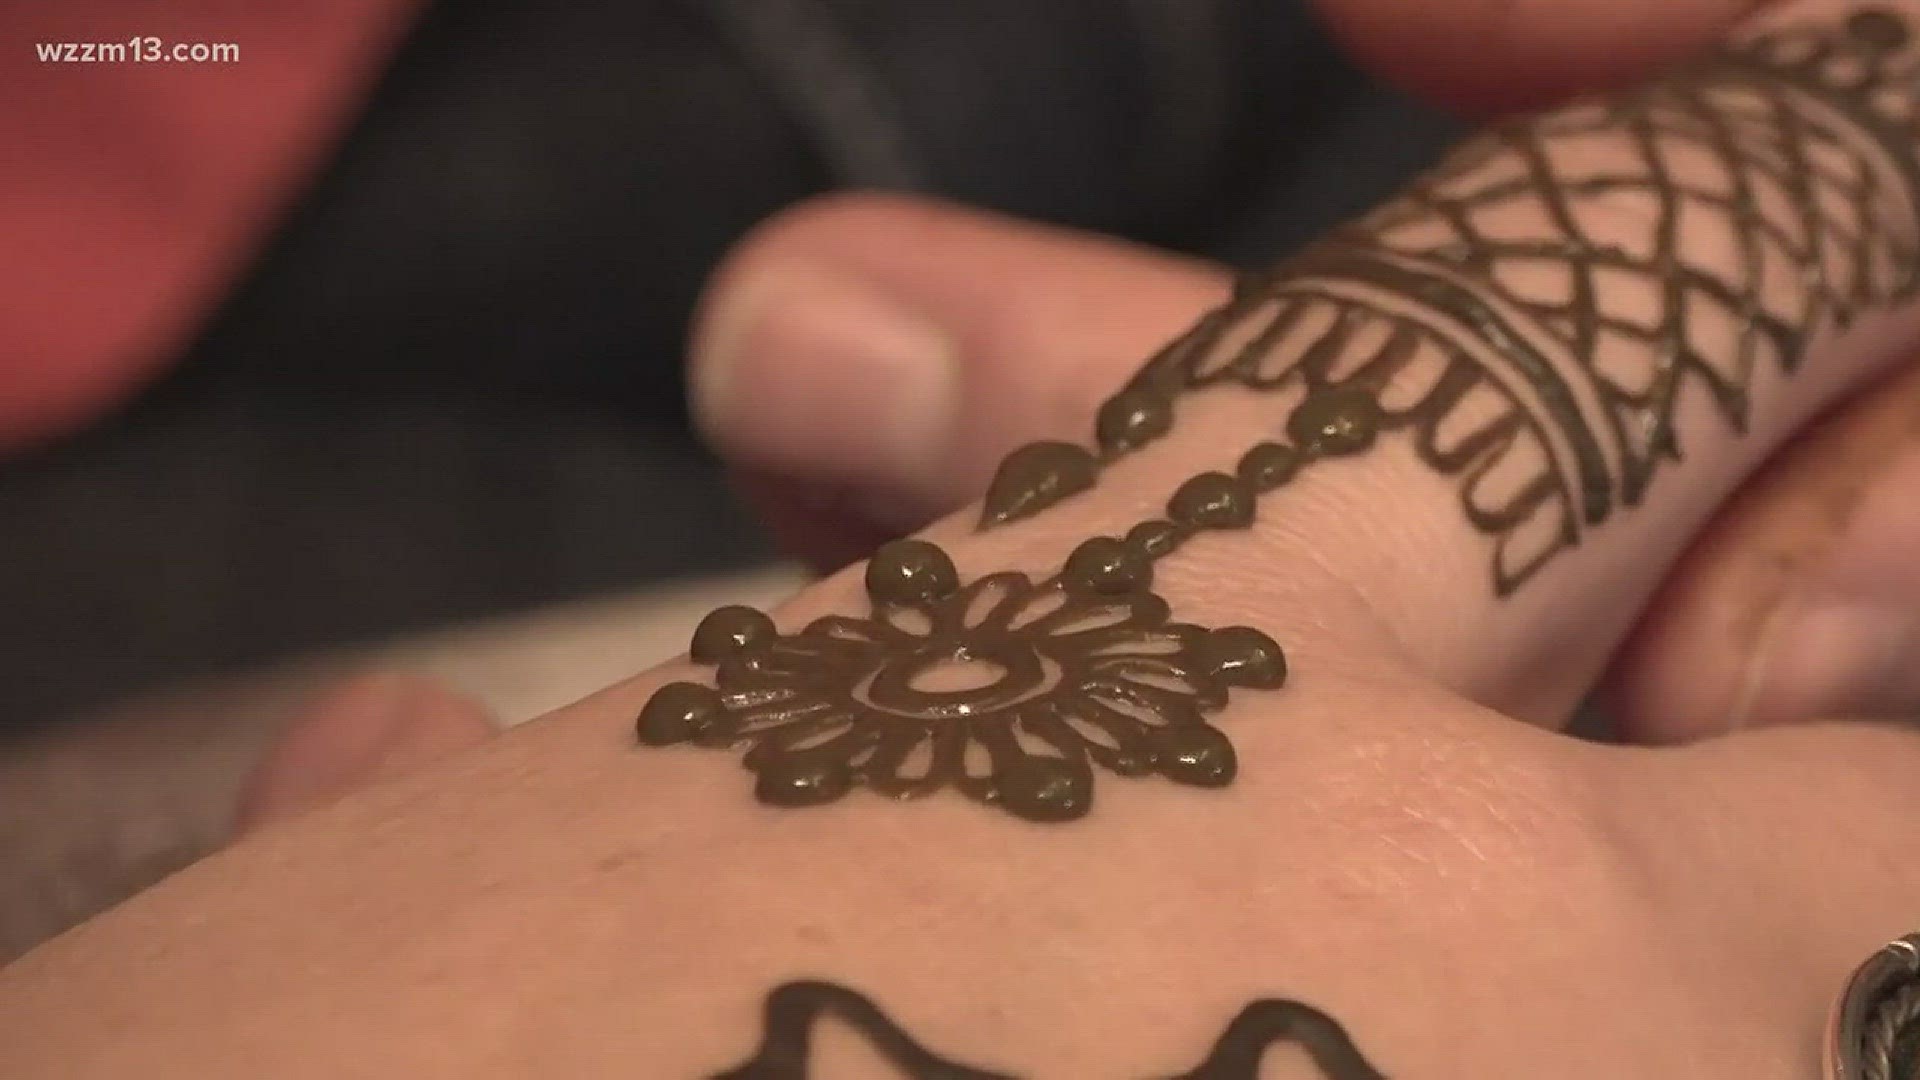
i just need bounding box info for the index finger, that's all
[1314,0,1765,113]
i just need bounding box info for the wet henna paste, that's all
[711,981,1389,1079]
[639,537,1281,822]
[1164,1000,1389,1080]
[644,8,1920,818]
[981,8,1920,594]
[710,981,1015,1080]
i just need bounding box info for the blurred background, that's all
[0,0,1456,954]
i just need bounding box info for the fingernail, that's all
[1735,598,1920,728]
[691,265,960,488]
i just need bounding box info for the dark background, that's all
[0,0,1458,731]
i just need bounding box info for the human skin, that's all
[6,2,1920,1077]
[9,0,1903,969]
[700,0,1920,747]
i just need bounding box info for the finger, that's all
[684,2,1920,733]
[1619,717,1920,1034]
[1311,0,1764,115]
[232,671,498,836]
[690,193,1226,548]
[1606,358,1920,741]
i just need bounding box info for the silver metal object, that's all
[1827,932,1920,1080]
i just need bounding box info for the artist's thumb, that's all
[690,193,1224,570]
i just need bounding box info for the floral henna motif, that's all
[980,8,1920,595]
[641,252,1390,822]
[639,540,1284,823]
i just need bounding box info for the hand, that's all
[0,667,497,961]
[4,3,1919,1077]
[690,0,1920,745]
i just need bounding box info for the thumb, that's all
[690,194,1225,561]
[1608,358,1920,740]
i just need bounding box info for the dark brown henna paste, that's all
[1163,1000,1389,1080]
[712,982,1388,1079]
[981,442,1101,528]
[711,981,1015,1080]
[1097,388,1178,454]
[981,8,1920,595]
[648,8,1920,817]
[641,539,1281,822]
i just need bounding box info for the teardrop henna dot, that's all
[1236,441,1303,492]
[1153,723,1237,787]
[991,757,1093,822]
[1196,626,1288,689]
[637,681,723,746]
[865,539,960,603]
[1125,519,1187,560]
[1062,536,1153,595]
[754,756,855,807]
[1167,471,1256,530]
[1095,387,1175,453]
[979,441,1100,528]
[690,605,777,663]
[1286,387,1383,456]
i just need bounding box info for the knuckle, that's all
[1297,696,1630,908]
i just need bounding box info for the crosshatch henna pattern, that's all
[642,8,1920,817]
[710,981,1389,1080]
[983,7,1920,594]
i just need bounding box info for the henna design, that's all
[1162,1000,1389,1080]
[644,335,1373,821]
[639,539,1284,823]
[711,981,1014,1080]
[711,981,1389,1079]
[980,8,1920,595]
[645,8,1920,816]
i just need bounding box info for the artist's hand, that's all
[691,0,1920,745]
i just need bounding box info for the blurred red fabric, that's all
[0,1,423,449]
